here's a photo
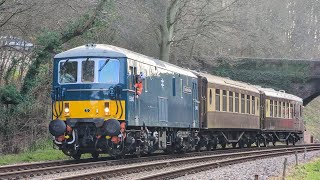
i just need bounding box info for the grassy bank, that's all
[287,158,320,180]
[0,139,69,165]
[0,148,68,166]
[303,97,320,142]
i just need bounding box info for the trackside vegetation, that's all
[0,140,68,165]
[287,158,320,180]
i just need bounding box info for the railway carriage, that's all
[195,72,261,149]
[258,88,304,145]
[49,44,199,159]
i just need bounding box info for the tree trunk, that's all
[159,27,171,62]
[158,0,179,63]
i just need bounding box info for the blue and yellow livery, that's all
[49,44,199,159]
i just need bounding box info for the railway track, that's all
[53,145,320,180]
[0,144,318,180]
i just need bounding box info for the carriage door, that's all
[198,77,207,128]
[192,81,200,128]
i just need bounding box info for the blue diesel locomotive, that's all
[49,44,304,159]
[49,44,199,159]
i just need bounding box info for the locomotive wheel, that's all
[91,152,99,159]
[247,142,251,148]
[221,142,226,149]
[272,141,276,146]
[286,139,289,146]
[263,139,267,147]
[232,142,237,148]
[293,138,296,145]
[238,140,244,149]
[206,143,211,151]
[255,140,260,148]
[72,153,81,160]
[195,145,201,152]
[212,143,217,150]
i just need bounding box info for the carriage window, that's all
[98,59,119,84]
[215,89,220,111]
[286,103,290,118]
[270,100,273,117]
[172,77,176,96]
[257,98,260,113]
[59,61,77,83]
[209,89,212,105]
[82,60,94,82]
[282,102,286,118]
[280,102,283,117]
[144,69,148,92]
[180,79,183,98]
[274,101,278,117]
[247,95,250,114]
[286,102,289,118]
[252,96,255,115]
[289,104,293,119]
[229,91,233,112]
[241,94,245,113]
[235,93,239,113]
[222,90,227,111]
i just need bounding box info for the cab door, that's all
[198,77,207,128]
[127,59,139,126]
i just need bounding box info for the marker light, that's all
[104,107,110,113]
[64,108,70,113]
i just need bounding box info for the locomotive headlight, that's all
[64,103,70,116]
[104,102,110,115]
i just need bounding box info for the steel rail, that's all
[52,145,320,180]
[138,148,317,180]
[0,144,317,179]
[0,143,315,175]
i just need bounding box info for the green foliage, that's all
[0,85,22,105]
[211,58,310,92]
[287,158,320,180]
[303,97,320,141]
[21,0,113,96]
[0,140,68,165]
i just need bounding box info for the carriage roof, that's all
[257,87,303,103]
[194,71,259,93]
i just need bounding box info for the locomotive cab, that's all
[49,44,128,159]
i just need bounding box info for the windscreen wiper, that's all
[61,58,70,69]
[98,58,110,71]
